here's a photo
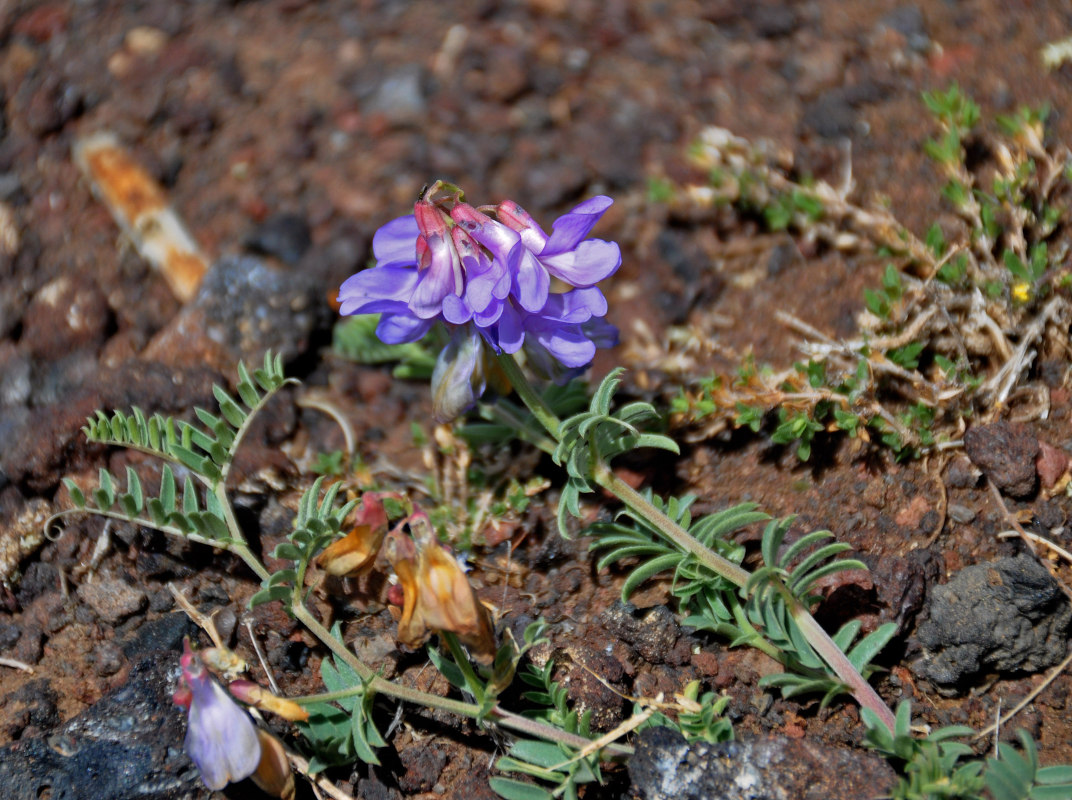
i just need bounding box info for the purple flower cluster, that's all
[337,183,620,420]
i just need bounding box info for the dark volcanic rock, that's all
[628,727,895,800]
[963,421,1039,498]
[0,653,204,800]
[914,555,1072,686]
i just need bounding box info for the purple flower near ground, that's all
[337,182,621,420]
[174,640,261,791]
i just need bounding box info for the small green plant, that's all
[862,702,1072,800]
[649,86,1072,461]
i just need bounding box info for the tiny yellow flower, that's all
[1012,282,1031,302]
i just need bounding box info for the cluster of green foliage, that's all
[665,84,1071,461]
[59,350,1072,800]
[863,703,1072,800]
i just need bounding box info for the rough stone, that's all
[0,654,203,800]
[1036,441,1070,491]
[143,253,329,374]
[77,577,147,624]
[914,555,1072,686]
[628,727,895,800]
[20,275,111,360]
[600,602,681,665]
[964,421,1039,498]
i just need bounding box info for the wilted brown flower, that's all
[384,511,497,665]
[314,492,396,577]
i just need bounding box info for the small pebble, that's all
[947,504,976,524]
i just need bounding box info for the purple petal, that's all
[511,244,550,312]
[541,196,613,255]
[540,239,621,287]
[409,235,462,319]
[372,215,419,268]
[338,267,420,315]
[442,293,473,325]
[542,287,608,323]
[377,313,433,343]
[464,217,520,261]
[531,323,596,368]
[472,299,504,327]
[495,304,525,353]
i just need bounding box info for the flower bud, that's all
[229,680,310,722]
[431,326,487,423]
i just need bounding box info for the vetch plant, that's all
[334,185,901,733]
[65,175,1072,798]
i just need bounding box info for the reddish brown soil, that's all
[3,1,1072,798]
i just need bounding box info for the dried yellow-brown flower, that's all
[384,511,497,665]
[314,492,394,577]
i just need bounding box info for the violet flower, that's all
[337,182,621,420]
[174,640,261,791]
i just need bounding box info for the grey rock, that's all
[628,727,895,800]
[243,213,312,266]
[878,6,930,52]
[366,65,426,123]
[914,555,1072,685]
[143,253,329,374]
[600,602,680,665]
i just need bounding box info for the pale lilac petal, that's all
[540,239,621,287]
[409,235,462,319]
[541,196,613,255]
[338,267,421,314]
[372,215,419,268]
[185,675,261,790]
[442,293,473,325]
[377,313,433,343]
[463,216,520,262]
[511,244,550,312]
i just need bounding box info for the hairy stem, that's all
[291,600,626,753]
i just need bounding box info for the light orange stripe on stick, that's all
[74,132,208,302]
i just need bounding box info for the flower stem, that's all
[495,354,562,440]
[441,631,486,705]
[289,597,627,753]
[593,461,896,731]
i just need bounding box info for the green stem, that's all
[480,401,557,455]
[496,354,562,440]
[290,599,626,753]
[593,463,752,588]
[498,353,896,733]
[729,600,785,664]
[442,631,486,705]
